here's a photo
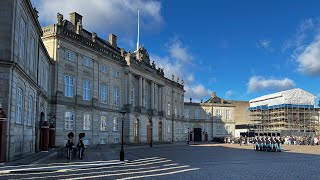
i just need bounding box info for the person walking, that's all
[240,136,243,146]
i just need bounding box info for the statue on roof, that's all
[172,74,174,81]
[181,80,184,85]
[177,76,179,83]
[137,44,151,64]
[152,61,155,68]
[57,13,63,26]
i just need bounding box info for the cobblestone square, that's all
[1,143,319,180]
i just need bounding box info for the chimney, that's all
[212,92,216,98]
[70,12,82,26]
[109,34,117,47]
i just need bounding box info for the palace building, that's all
[0,0,52,161]
[41,12,185,146]
[0,0,254,163]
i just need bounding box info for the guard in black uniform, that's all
[258,136,262,151]
[66,132,75,159]
[78,133,85,160]
[266,136,271,151]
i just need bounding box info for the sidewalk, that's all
[2,147,63,166]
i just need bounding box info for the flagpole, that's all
[136,9,140,51]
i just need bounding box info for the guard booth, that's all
[0,105,7,163]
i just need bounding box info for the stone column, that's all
[142,78,145,108]
[162,86,166,113]
[127,73,132,105]
[151,82,155,110]
[139,76,142,107]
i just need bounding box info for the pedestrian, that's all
[240,136,243,146]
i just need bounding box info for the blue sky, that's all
[32,0,320,103]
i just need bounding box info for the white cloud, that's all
[32,0,163,44]
[151,39,212,102]
[184,84,212,101]
[168,39,193,62]
[257,39,273,52]
[247,76,295,93]
[225,90,233,98]
[296,38,320,76]
[282,18,315,53]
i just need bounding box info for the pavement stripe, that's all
[117,168,200,180]
[0,160,124,174]
[19,164,182,180]
[1,158,169,176]
[64,165,192,180]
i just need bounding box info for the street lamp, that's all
[148,115,153,147]
[119,108,126,161]
[187,127,190,144]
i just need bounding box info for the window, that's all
[65,50,75,61]
[27,95,33,126]
[40,58,47,90]
[174,105,177,116]
[113,70,120,78]
[154,88,158,109]
[83,80,91,100]
[206,109,211,119]
[167,123,171,133]
[101,85,108,104]
[113,117,119,131]
[101,65,107,73]
[184,124,189,134]
[184,108,189,118]
[167,103,171,116]
[130,86,134,105]
[144,84,147,107]
[113,138,120,143]
[83,113,91,130]
[195,109,200,119]
[65,112,74,130]
[217,125,221,134]
[83,57,93,67]
[16,88,23,124]
[216,109,221,116]
[64,75,74,97]
[19,16,26,59]
[226,125,230,134]
[113,88,119,106]
[45,65,49,91]
[30,36,35,72]
[226,109,231,120]
[175,122,179,134]
[100,138,108,144]
[100,116,107,131]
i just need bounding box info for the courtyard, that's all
[0,143,319,180]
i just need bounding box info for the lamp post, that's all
[148,115,153,147]
[187,127,190,144]
[119,108,126,161]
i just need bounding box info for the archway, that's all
[133,119,139,143]
[147,120,152,144]
[194,128,202,142]
[158,122,163,142]
[38,112,45,151]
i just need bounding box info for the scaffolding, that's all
[249,104,319,136]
